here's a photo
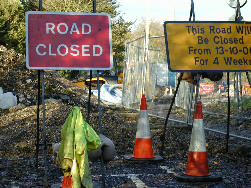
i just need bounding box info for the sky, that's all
[117,0,251,28]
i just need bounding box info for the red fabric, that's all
[61,176,73,188]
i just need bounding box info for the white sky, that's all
[117,0,251,26]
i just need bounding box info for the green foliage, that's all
[112,16,132,70]
[240,96,251,110]
[0,0,132,78]
[45,85,56,95]
[0,0,26,53]
[58,70,73,80]
[214,96,251,115]
[58,70,79,80]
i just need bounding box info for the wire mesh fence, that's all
[122,35,171,109]
[122,35,251,140]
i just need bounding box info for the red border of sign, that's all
[25,11,113,70]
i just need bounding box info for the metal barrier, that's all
[122,35,251,140]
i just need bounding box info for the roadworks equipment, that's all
[169,85,173,96]
[124,94,162,161]
[175,101,222,182]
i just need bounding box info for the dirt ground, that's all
[0,46,251,187]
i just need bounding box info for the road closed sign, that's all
[25,11,113,70]
[164,21,251,72]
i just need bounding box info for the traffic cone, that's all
[186,101,209,176]
[169,86,173,96]
[175,101,222,182]
[61,176,73,188]
[124,94,162,161]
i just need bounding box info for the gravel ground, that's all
[0,46,251,187]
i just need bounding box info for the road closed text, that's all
[36,43,103,56]
[35,22,103,57]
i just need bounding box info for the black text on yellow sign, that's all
[164,21,251,72]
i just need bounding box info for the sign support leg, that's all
[92,1,105,186]
[226,72,231,153]
[239,73,244,113]
[87,70,92,124]
[35,0,43,170]
[186,85,194,125]
[41,70,48,187]
[234,73,240,126]
[35,70,41,168]
[160,73,183,156]
[246,72,251,87]
[97,71,106,187]
[191,74,201,126]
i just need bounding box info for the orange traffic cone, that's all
[124,94,162,161]
[175,101,222,182]
[169,86,173,96]
[61,176,73,188]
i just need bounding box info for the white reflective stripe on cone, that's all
[135,110,151,138]
[189,119,206,152]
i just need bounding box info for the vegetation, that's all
[0,0,26,53]
[0,0,132,78]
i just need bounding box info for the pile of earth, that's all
[0,45,251,187]
[0,45,137,159]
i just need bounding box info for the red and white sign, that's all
[25,11,113,70]
[243,84,251,96]
[199,84,214,95]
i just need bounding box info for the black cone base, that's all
[175,173,222,182]
[123,154,163,161]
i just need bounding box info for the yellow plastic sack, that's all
[58,106,101,188]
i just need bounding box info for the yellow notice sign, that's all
[164,21,251,71]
